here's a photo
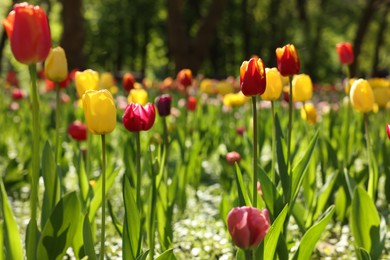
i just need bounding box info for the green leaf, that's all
[313,171,338,220]
[367,146,378,200]
[290,130,319,204]
[136,250,150,260]
[107,200,123,236]
[236,249,246,260]
[37,192,81,260]
[261,204,289,260]
[350,187,385,260]
[356,247,371,260]
[334,186,348,222]
[293,205,335,260]
[235,163,252,206]
[257,167,277,217]
[71,213,85,260]
[155,248,177,260]
[274,114,289,201]
[0,178,23,260]
[83,215,97,260]
[123,177,141,259]
[75,151,92,212]
[88,167,120,222]
[41,141,61,228]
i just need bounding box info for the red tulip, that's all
[177,69,192,87]
[240,57,266,96]
[275,44,300,76]
[386,124,390,140]
[6,70,19,87]
[122,72,136,93]
[226,151,241,165]
[122,103,156,132]
[68,121,87,141]
[227,206,270,249]
[336,42,354,65]
[12,88,24,100]
[155,94,172,117]
[187,96,197,111]
[2,2,51,64]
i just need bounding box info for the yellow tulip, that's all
[292,74,313,102]
[345,78,357,95]
[223,92,249,107]
[300,103,317,124]
[82,89,116,134]
[216,80,234,96]
[200,79,215,94]
[261,68,282,101]
[75,69,99,98]
[100,72,116,89]
[44,47,68,82]
[128,88,148,105]
[349,79,374,113]
[368,78,390,108]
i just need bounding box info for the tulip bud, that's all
[177,69,192,87]
[386,124,390,140]
[236,127,245,136]
[155,94,172,117]
[128,88,148,106]
[261,68,283,101]
[44,47,68,82]
[227,206,270,250]
[122,72,136,93]
[349,79,374,113]
[240,57,266,96]
[292,74,313,102]
[301,103,317,124]
[187,96,197,111]
[226,151,241,165]
[276,44,300,76]
[68,121,87,141]
[12,88,24,100]
[100,72,116,89]
[122,103,156,132]
[75,70,99,98]
[336,42,354,65]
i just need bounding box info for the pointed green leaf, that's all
[313,171,338,220]
[136,250,150,260]
[356,247,371,260]
[155,248,177,260]
[257,167,276,216]
[107,200,123,236]
[83,214,96,260]
[274,114,289,200]
[235,163,252,206]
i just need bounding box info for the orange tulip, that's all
[275,44,300,76]
[240,57,266,96]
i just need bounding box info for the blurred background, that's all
[0,0,389,83]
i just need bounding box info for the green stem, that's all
[135,131,141,211]
[364,114,375,199]
[162,117,169,201]
[86,132,92,177]
[245,249,253,260]
[286,76,293,175]
[27,64,40,260]
[251,96,258,207]
[343,65,351,168]
[149,156,157,260]
[100,134,106,260]
[55,82,61,163]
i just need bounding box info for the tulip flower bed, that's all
[1,2,390,260]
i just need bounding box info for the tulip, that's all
[6,70,19,87]
[82,89,117,134]
[128,88,148,106]
[123,103,156,132]
[12,88,24,100]
[122,72,136,93]
[216,80,234,96]
[349,79,374,113]
[227,206,270,250]
[177,69,192,87]
[75,69,99,98]
[223,92,249,107]
[68,121,87,141]
[240,57,266,96]
[386,124,390,140]
[155,94,172,117]
[292,74,313,102]
[369,78,390,108]
[261,68,283,101]
[200,79,215,95]
[2,2,51,64]
[187,96,197,111]
[226,151,241,165]
[44,47,68,82]
[275,44,300,76]
[301,103,317,124]
[101,72,116,89]
[336,42,354,65]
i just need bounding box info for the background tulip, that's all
[82,89,117,134]
[44,47,68,82]
[386,124,390,140]
[216,80,234,96]
[227,206,270,250]
[301,103,317,124]
[292,74,313,102]
[11,89,24,100]
[76,70,99,98]
[187,96,197,111]
[177,69,193,87]
[156,94,172,117]
[261,68,283,101]
[276,44,300,76]
[122,72,136,93]
[223,92,248,107]
[226,151,241,165]
[350,79,374,113]
[200,79,215,95]
[336,42,354,65]
[128,88,148,106]
[122,103,156,132]
[240,57,266,96]
[68,121,87,141]
[2,3,51,64]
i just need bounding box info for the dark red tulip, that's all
[155,94,172,117]
[12,88,24,100]
[187,96,197,111]
[68,121,87,141]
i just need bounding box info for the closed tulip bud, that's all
[122,72,136,93]
[276,44,300,76]
[177,69,192,87]
[68,120,87,141]
[187,96,197,111]
[76,70,99,98]
[12,88,24,100]
[261,68,283,101]
[336,42,354,65]
[301,103,317,124]
[155,94,172,117]
[128,88,148,106]
[82,89,117,135]
[240,57,266,96]
[44,47,68,82]
[349,79,374,113]
[226,151,241,165]
[122,103,156,132]
[386,124,390,140]
[292,74,313,102]
[227,206,270,250]
[2,3,51,64]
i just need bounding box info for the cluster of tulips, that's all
[2,2,390,260]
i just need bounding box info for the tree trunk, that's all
[372,2,390,76]
[60,0,86,70]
